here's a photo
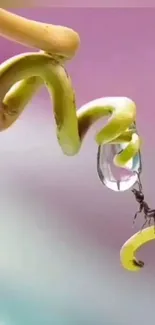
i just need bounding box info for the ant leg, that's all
[153,217,155,234]
[133,210,141,225]
[140,220,148,231]
[146,212,155,231]
[140,215,148,231]
[147,209,155,215]
[148,218,152,227]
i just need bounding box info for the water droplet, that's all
[97,133,142,192]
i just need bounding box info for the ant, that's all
[132,173,155,230]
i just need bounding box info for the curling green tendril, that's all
[0,9,140,167]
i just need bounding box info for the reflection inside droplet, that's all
[97,141,142,192]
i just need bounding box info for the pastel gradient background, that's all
[1,1,155,8]
[0,8,155,325]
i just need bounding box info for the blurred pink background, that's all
[2,1,155,7]
[0,8,155,325]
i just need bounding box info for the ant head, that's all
[132,189,144,202]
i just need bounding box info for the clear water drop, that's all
[97,128,142,192]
